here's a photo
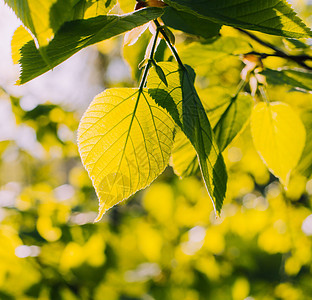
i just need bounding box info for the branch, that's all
[237,28,312,71]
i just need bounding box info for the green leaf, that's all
[179,36,252,67]
[78,88,175,221]
[147,62,227,213]
[170,88,253,177]
[262,68,312,92]
[153,63,168,87]
[162,7,221,39]
[5,0,116,47]
[170,130,199,178]
[73,0,117,19]
[17,7,164,84]
[163,0,312,38]
[251,101,306,185]
[214,93,253,152]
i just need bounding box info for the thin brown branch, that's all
[236,28,312,71]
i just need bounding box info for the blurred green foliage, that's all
[1,0,312,299]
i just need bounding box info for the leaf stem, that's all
[233,79,247,100]
[153,19,185,69]
[139,26,160,91]
[259,85,270,104]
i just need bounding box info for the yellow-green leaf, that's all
[11,25,33,64]
[77,88,175,221]
[251,102,306,185]
[5,0,117,47]
[170,130,199,178]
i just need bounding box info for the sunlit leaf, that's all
[296,110,312,178]
[5,0,116,47]
[124,23,149,46]
[11,25,33,65]
[77,0,117,19]
[179,36,252,67]
[163,0,312,38]
[78,88,175,220]
[251,102,306,185]
[170,130,199,177]
[214,93,253,152]
[147,62,227,213]
[170,90,252,177]
[17,7,164,84]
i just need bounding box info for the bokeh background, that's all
[1,0,312,299]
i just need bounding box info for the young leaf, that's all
[163,0,312,38]
[162,26,176,45]
[152,62,168,86]
[78,88,175,221]
[214,93,253,152]
[251,102,306,185]
[147,62,227,213]
[16,7,164,84]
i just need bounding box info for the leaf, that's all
[179,36,252,67]
[170,130,199,177]
[214,93,253,152]
[124,23,149,46]
[250,102,306,185]
[11,25,33,64]
[163,0,312,38]
[170,89,252,177]
[262,68,312,92]
[162,6,221,39]
[16,7,164,84]
[147,62,227,213]
[5,0,116,47]
[153,62,168,86]
[296,111,312,178]
[77,88,175,221]
[75,0,117,19]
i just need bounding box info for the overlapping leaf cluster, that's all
[7,0,312,219]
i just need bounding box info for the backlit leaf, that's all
[179,36,252,67]
[78,88,175,221]
[11,25,33,65]
[147,62,227,213]
[17,7,164,84]
[5,0,116,47]
[251,102,306,185]
[170,130,199,177]
[296,111,312,178]
[214,93,253,152]
[163,0,312,38]
[170,89,252,177]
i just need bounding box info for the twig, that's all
[236,28,312,71]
